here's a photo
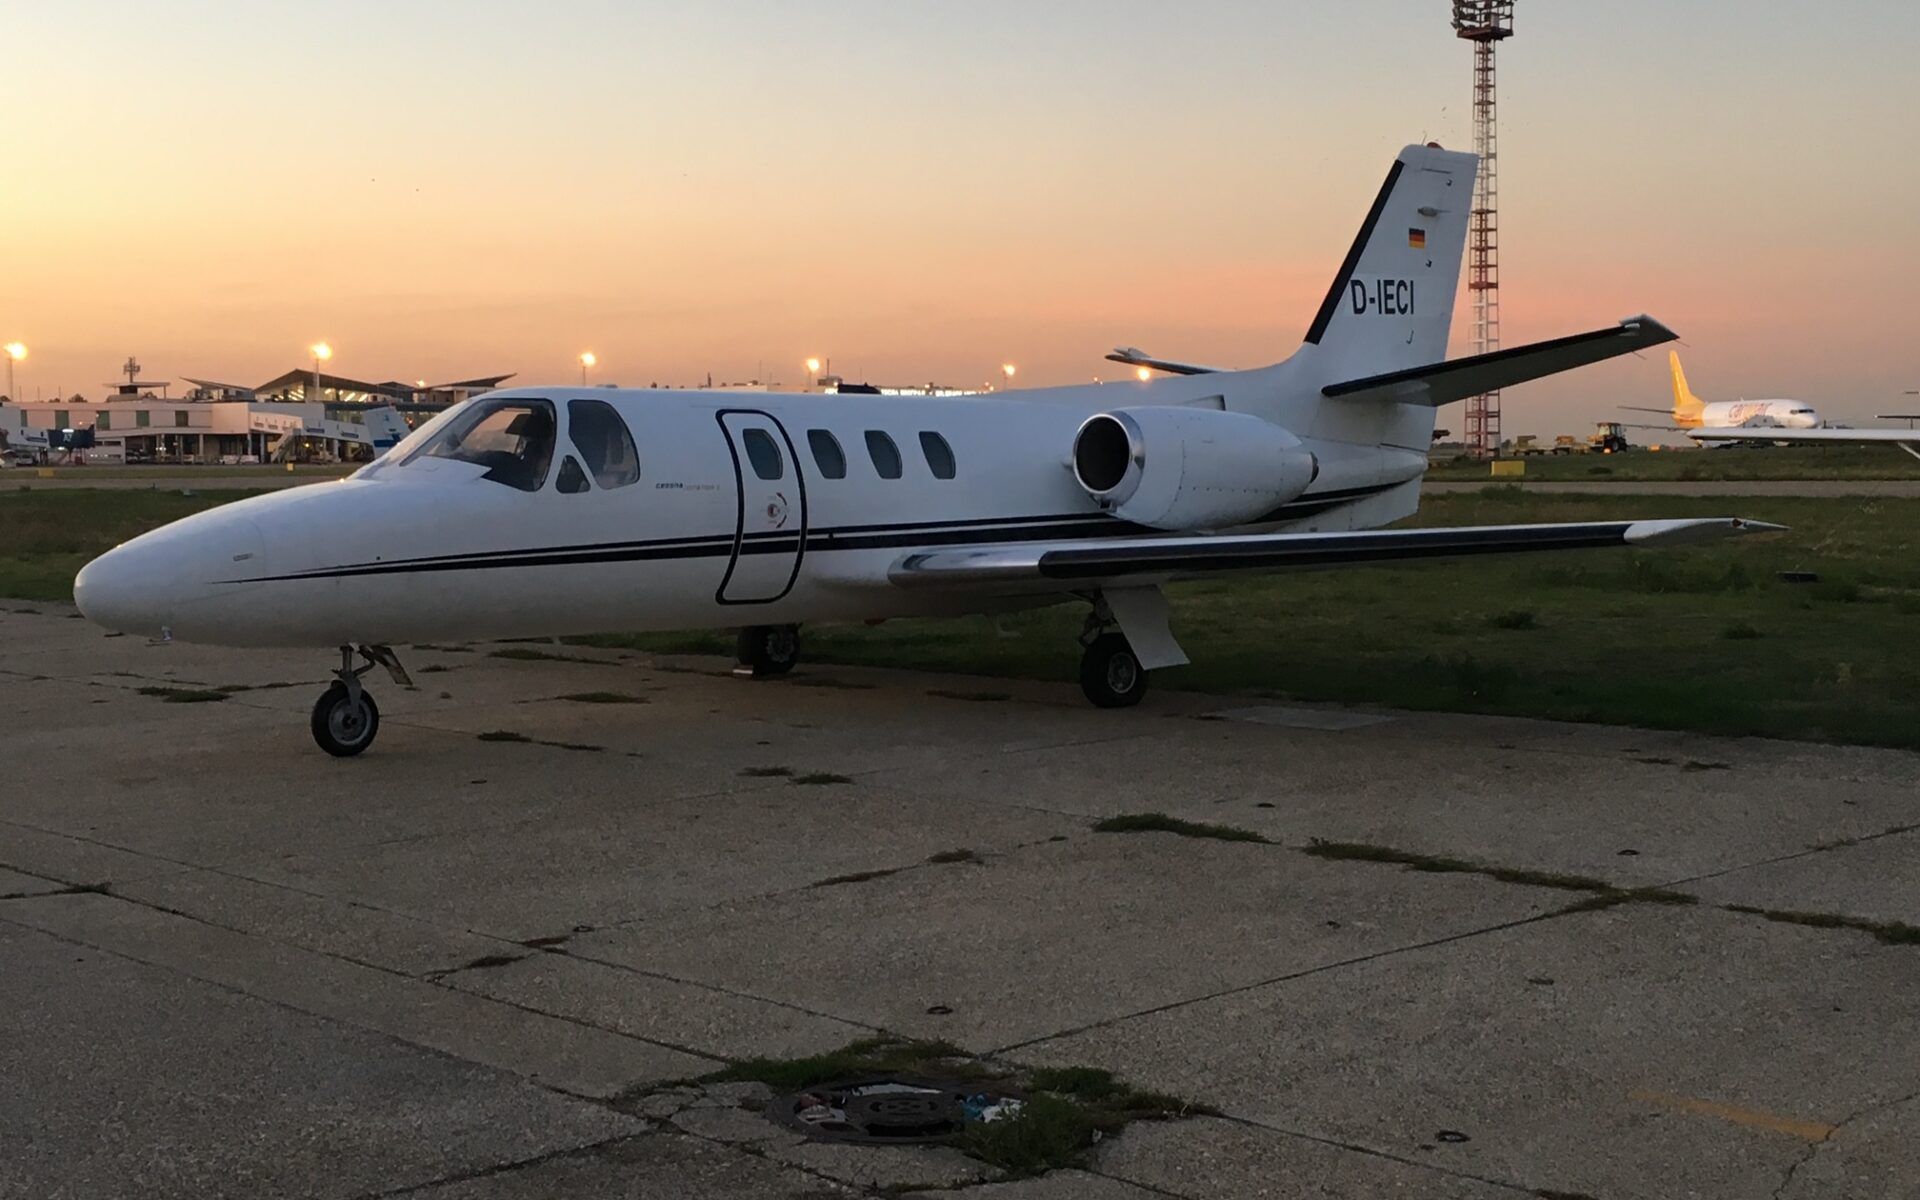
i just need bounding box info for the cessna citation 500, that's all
[74,144,1779,756]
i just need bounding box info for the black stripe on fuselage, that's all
[224,482,1402,583]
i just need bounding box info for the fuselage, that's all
[73,367,1429,648]
[1689,399,1820,430]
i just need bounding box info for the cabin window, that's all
[807,429,846,479]
[556,455,590,494]
[918,431,956,479]
[742,428,784,480]
[865,430,902,479]
[566,398,640,488]
[400,397,557,492]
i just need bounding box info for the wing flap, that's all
[890,517,1782,591]
[1323,316,1679,408]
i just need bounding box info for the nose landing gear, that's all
[311,645,410,757]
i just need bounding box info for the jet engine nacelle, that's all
[1070,406,1318,531]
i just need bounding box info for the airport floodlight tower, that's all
[1452,0,1513,458]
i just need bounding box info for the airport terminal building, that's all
[1,367,512,463]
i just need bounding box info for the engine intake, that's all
[1071,407,1317,531]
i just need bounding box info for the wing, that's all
[1104,347,1221,376]
[1689,426,1920,461]
[1323,316,1677,408]
[890,517,1782,592]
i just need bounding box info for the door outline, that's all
[714,409,808,605]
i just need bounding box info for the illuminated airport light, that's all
[310,342,333,362]
[805,357,822,376]
[1136,366,1152,382]
[579,351,597,369]
[3,342,25,361]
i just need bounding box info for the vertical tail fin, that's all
[364,406,411,453]
[1668,351,1705,425]
[1298,144,1478,379]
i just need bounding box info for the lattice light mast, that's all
[1452,1,1513,458]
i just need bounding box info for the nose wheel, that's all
[310,645,410,756]
[312,682,380,757]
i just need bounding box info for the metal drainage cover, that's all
[770,1076,1024,1144]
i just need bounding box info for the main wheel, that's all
[736,625,800,676]
[1079,632,1149,709]
[311,681,380,757]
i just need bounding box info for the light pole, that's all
[309,342,333,404]
[805,357,821,391]
[3,343,24,404]
[1001,363,1016,392]
[579,351,597,387]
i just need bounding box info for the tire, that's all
[735,625,800,676]
[1079,633,1149,709]
[311,681,380,757]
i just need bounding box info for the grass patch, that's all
[557,691,648,704]
[791,772,853,786]
[488,647,615,666]
[1302,840,1700,909]
[810,867,903,888]
[14,488,1920,752]
[927,687,1014,702]
[1722,905,1920,945]
[1425,444,1920,482]
[700,1036,988,1092]
[136,686,229,703]
[1093,812,1270,844]
[689,1037,1204,1177]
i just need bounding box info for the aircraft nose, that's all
[74,516,267,637]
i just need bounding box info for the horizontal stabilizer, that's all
[1105,347,1220,376]
[1323,316,1679,407]
[890,517,1781,592]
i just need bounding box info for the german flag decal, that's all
[1408,227,1426,249]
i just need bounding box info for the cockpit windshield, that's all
[396,397,557,491]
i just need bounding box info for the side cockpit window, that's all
[400,398,556,491]
[567,399,641,488]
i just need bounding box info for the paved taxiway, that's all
[4,605,1918,1198]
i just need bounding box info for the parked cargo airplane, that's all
[74,144,1779,755]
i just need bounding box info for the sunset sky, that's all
[6,1,1918,431]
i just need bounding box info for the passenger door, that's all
[716,410,806,604]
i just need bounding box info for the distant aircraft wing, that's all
[1323,316,1678,407]
[1689,426,1920,460]
[1104,347,1221,376]
[889,517,1781,593]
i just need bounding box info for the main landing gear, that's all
[736,624,801,677]
[311,645,411,757]
[1078,602,1149,709]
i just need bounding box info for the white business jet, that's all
[74,144,1778,756]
